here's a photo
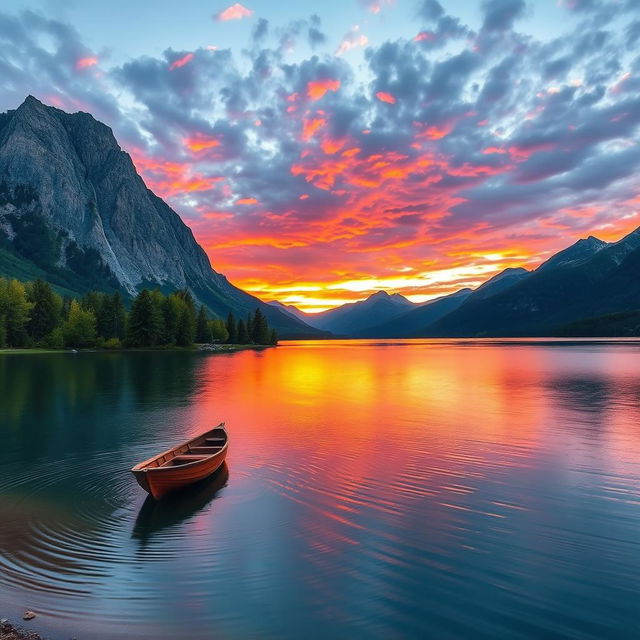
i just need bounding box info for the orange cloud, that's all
[236,197,259,205]
[130,150,221,198]
[215,3,253,21]
[376,91,396,104]
[307,79,341,101]
[184,135,221,152]
[302,116,326,141]
[169,53,194,71]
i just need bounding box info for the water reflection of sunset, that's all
[2,342,640,638]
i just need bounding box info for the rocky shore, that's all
[0,619,46,640]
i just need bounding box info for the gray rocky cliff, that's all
[0,96,319,337]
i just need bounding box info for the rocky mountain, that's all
[536,236,608,272]
[358,288,472,338]
[267,300,310,323]
[0,96,321,338]
[423,229,640,337]
[302,290,415,335]
[469,267,529,300]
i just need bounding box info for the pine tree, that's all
[0,278,33,347]
[100,292,126,340]
[226,312,237,344]
[150,290,167,342]
[0,314,6,348]
[237,318,249,344]
[162,295,181,344]
[196,305,211,343]
[61,296,72,321]
[176,304,196,346]
[246,312,254,343]
[127,289,163,347]
[63,300,97,348]
[26,279,61,341]
[82,291,103,317]
[252,308,270,345]
[269,329,278,345]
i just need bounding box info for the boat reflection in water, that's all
[132,463,229,547]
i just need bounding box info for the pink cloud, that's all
[214,3,253,21]
[169,53,194,71]
[75,57,98,70]
[336,27,368,56]
[376,91,396,104]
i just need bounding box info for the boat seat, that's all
[205,437,226,445]
[189,446,221,454]
[160,454,207,467]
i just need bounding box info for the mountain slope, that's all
[304,291,415,335]
[469,267,529,301]
[358,288,472,338]
[0,96,320,337]
[424,230,640,337]
[536,236,608,272]
[267,300,310,323]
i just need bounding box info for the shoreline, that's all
[0,619,46,640]
[0,343,274,355]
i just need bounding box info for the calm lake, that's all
[1,339,640,639]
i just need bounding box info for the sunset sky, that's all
[1,0,639,311]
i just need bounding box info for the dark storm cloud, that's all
[417,0,444,22]
[252,18,269,43]
[308,15,327,48]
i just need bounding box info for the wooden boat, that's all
[133,464,229,544]
[131,423,228,500]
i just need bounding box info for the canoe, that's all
[131,423,228,500]
[133,464,229,544]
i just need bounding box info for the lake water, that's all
[1,339,640,639]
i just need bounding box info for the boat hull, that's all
[131,424,228,500]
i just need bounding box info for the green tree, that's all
[150,290,167,342]
[82,291,104,317]
[63,299,97,348]
[162,294,181,344]
[100,292,126,340]
[209,317,229,342]
[196,305,211,343]
[0,315,6,348]
[26,279,61,341]
[0,278,33,347]
[237,318,249,344]
[226,312,237,344]
[61,296,72,321]
[127,289,163,347]
[251,308,270,345]
[176,304,196,347]
[246,312,254,343]
[269,329,278,346]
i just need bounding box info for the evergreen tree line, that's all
[224,309,277,346]
[0,277,277,349]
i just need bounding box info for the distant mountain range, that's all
[296,291,415,335]
[0,97,322,338]
[272,231,640,338]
